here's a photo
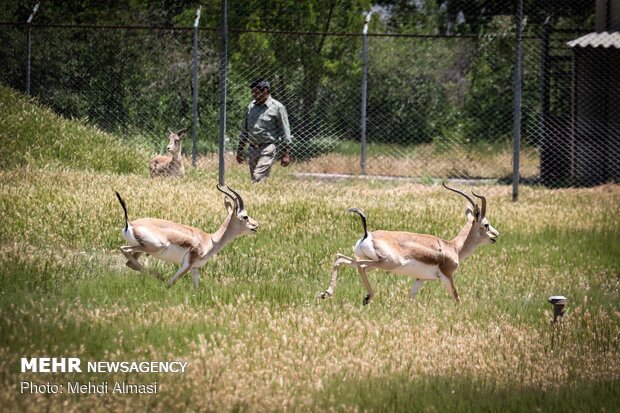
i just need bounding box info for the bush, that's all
[291,136,339,161]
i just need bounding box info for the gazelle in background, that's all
[149,128,187,177]
[115,185,259,288]
[317,182,499,305]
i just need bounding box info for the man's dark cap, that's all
[250,78,270,90]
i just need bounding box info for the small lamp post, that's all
[548,295,567,323]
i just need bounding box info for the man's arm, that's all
[281,143,291,166]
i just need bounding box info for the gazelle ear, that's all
[224,198,234,214]
[474,205,481,221]
[465,207,480,221]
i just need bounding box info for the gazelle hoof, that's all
[316,291,331,300]
[363,294,372,306]
[126,261,141,271]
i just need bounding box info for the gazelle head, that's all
[166,128,187,154]
[442,182,499,245]
[217,185,259,235]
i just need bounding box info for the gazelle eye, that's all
[484,223,489,229]
[243,216,249,221]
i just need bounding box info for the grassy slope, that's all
[0,87,619,412]
[0,84,149,174]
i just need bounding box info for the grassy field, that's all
[198,137,539,181]
[1,85,620,412]
[291,139,540,179]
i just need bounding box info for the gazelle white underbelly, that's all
[150,244,188,264]
[391,259,439,280]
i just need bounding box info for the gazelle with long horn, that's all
[149,128,187,177]
[317,182,499,305]
[115,185,259,288]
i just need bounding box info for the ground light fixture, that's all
[548,295,567,323]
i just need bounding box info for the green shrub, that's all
[291,136,339,161]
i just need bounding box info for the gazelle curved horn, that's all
[442,181,480,217]
[226,186,245,212]
[216,184,239,212]
[471,190,487,219]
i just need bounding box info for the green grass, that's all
[330,139,517,158]
[0,84,150,174]
[0,84,619,412]
[316,374,620,412]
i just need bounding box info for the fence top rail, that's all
[0,21,212,32]
[229,27,483,39]
[0,21,543,40]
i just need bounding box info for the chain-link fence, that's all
[1,0,617,187]
[522,26,620,187]
[0,22,222,155]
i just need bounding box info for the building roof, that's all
[567,31,620,48]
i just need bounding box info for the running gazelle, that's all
[115,185,259,288]
[317,182,499,304]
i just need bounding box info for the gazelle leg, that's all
[126,252,143,270]
[439,273,460,304]
[166,251,194,288]
[120,246,146,272]
[120,246,163,279]
[317,253,355,300]
[191,268,200,288]
[356,264,374,305]
[167,263,192,288]
[410,279,425,301]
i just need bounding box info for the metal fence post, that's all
[218,0,228,186]
[192,6,201,168]
[360,11,372,176]
[512,0,523,202]
[539,17,551,186]
[25,2,40,95]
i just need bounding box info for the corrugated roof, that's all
[567,31,620,48]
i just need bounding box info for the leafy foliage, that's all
[0,0,595,159]
[460,15,515,143]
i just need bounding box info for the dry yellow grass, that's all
[290,145,540,178]
[190,143,540,180]
[4,300,620,412]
